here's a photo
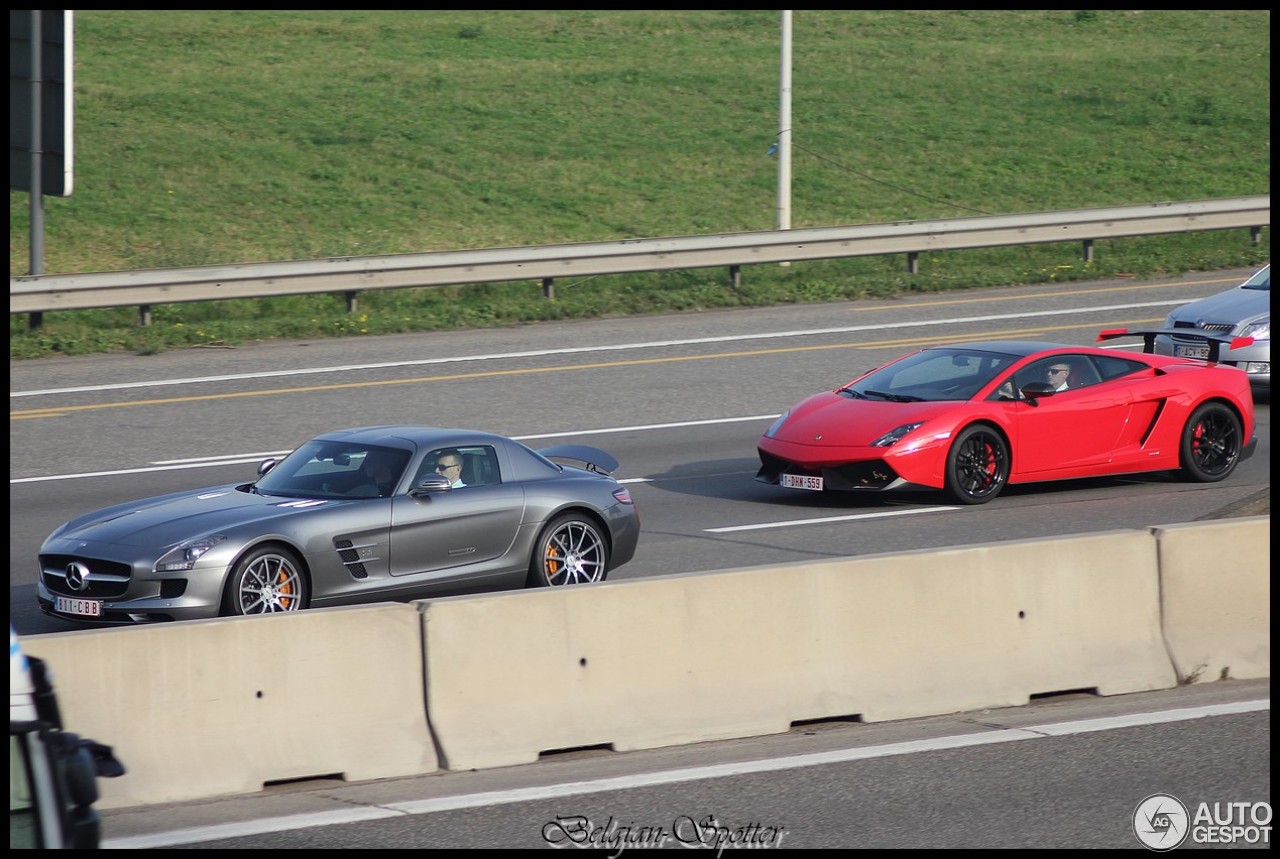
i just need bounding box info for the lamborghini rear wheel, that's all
[1179,402,1242,482]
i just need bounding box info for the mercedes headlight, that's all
[155,535,228,572]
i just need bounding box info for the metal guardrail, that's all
[9,195,1270,322]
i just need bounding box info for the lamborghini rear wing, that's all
[1096,327,1254,363]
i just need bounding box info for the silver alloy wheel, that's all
[532,516,608,587]
[228,548,307,614]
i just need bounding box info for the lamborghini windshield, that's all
[840,348,1019,402]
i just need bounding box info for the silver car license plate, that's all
[55,596,102,617]
[1174,344,1210,359]
[781,473,823,491]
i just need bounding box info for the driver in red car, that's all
[1047,363,1074,391]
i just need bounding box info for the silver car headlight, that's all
[871,422,925,447]
[764,411,790,439]
[155,535,228,572]
[1239,320,1270,341]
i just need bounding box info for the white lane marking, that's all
[12,301,1180,398]
[8,416,781,484]
[154,451,288,464]
[100,698,1269,849]
[8,458,289,484]
[707,506,961,532]
[515,415,780,440]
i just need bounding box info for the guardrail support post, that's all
[28,312,43,330]
[1251,226,1262,244]
[907,252,919,275]
[138,305,152,326]
[729,265,741,293]
[542,277,555,299]
[345,291,358,314]
[1082,239,1095,263]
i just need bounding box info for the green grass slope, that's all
[9,10,1270,358]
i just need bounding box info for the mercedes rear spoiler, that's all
[537,444,620,475]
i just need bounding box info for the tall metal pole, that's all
[30,10,46,278]
[777,10,792,234]
[29,11,47,329]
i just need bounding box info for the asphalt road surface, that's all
[10,268,1269,635]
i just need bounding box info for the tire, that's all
[1179,402,1242,483]
[527,514,609,588]
[944,424,1009,505]
[221,545,309,616]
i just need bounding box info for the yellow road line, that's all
[847,275,1235,312]
[10,316,1167,420]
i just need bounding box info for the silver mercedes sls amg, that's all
[37,426,640,624]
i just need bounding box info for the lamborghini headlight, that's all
[870,422,925,447]
[764,411,791,439]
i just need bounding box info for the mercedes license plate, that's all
[1174,344,1210,359]
[55,596,102,618]
[781,473,824,491]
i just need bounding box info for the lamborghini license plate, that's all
[781,474,823,491]
[1174,344,1210,359]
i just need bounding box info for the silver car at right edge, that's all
[1155,264,1270,399]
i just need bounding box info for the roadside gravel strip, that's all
[1203,488,1271,520]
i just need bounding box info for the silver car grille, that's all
[1171,320,1235,341]
[39,554,132,598]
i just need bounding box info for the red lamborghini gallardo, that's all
[756,329,1257,505]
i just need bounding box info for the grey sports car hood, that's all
[48,484,337,548]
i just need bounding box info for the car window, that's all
[1095,354,1148,382]
[1013,356,1102,393]
[256,442,410,498]
[416,445,501,487]
[291,449,365,479]
[1241,265,1269,290]
[849,348,1017,401]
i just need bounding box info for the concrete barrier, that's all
[16,518,1267,807]
[423,529,1178,771]
[20,603,437,810]
[1153,515,1270,682]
